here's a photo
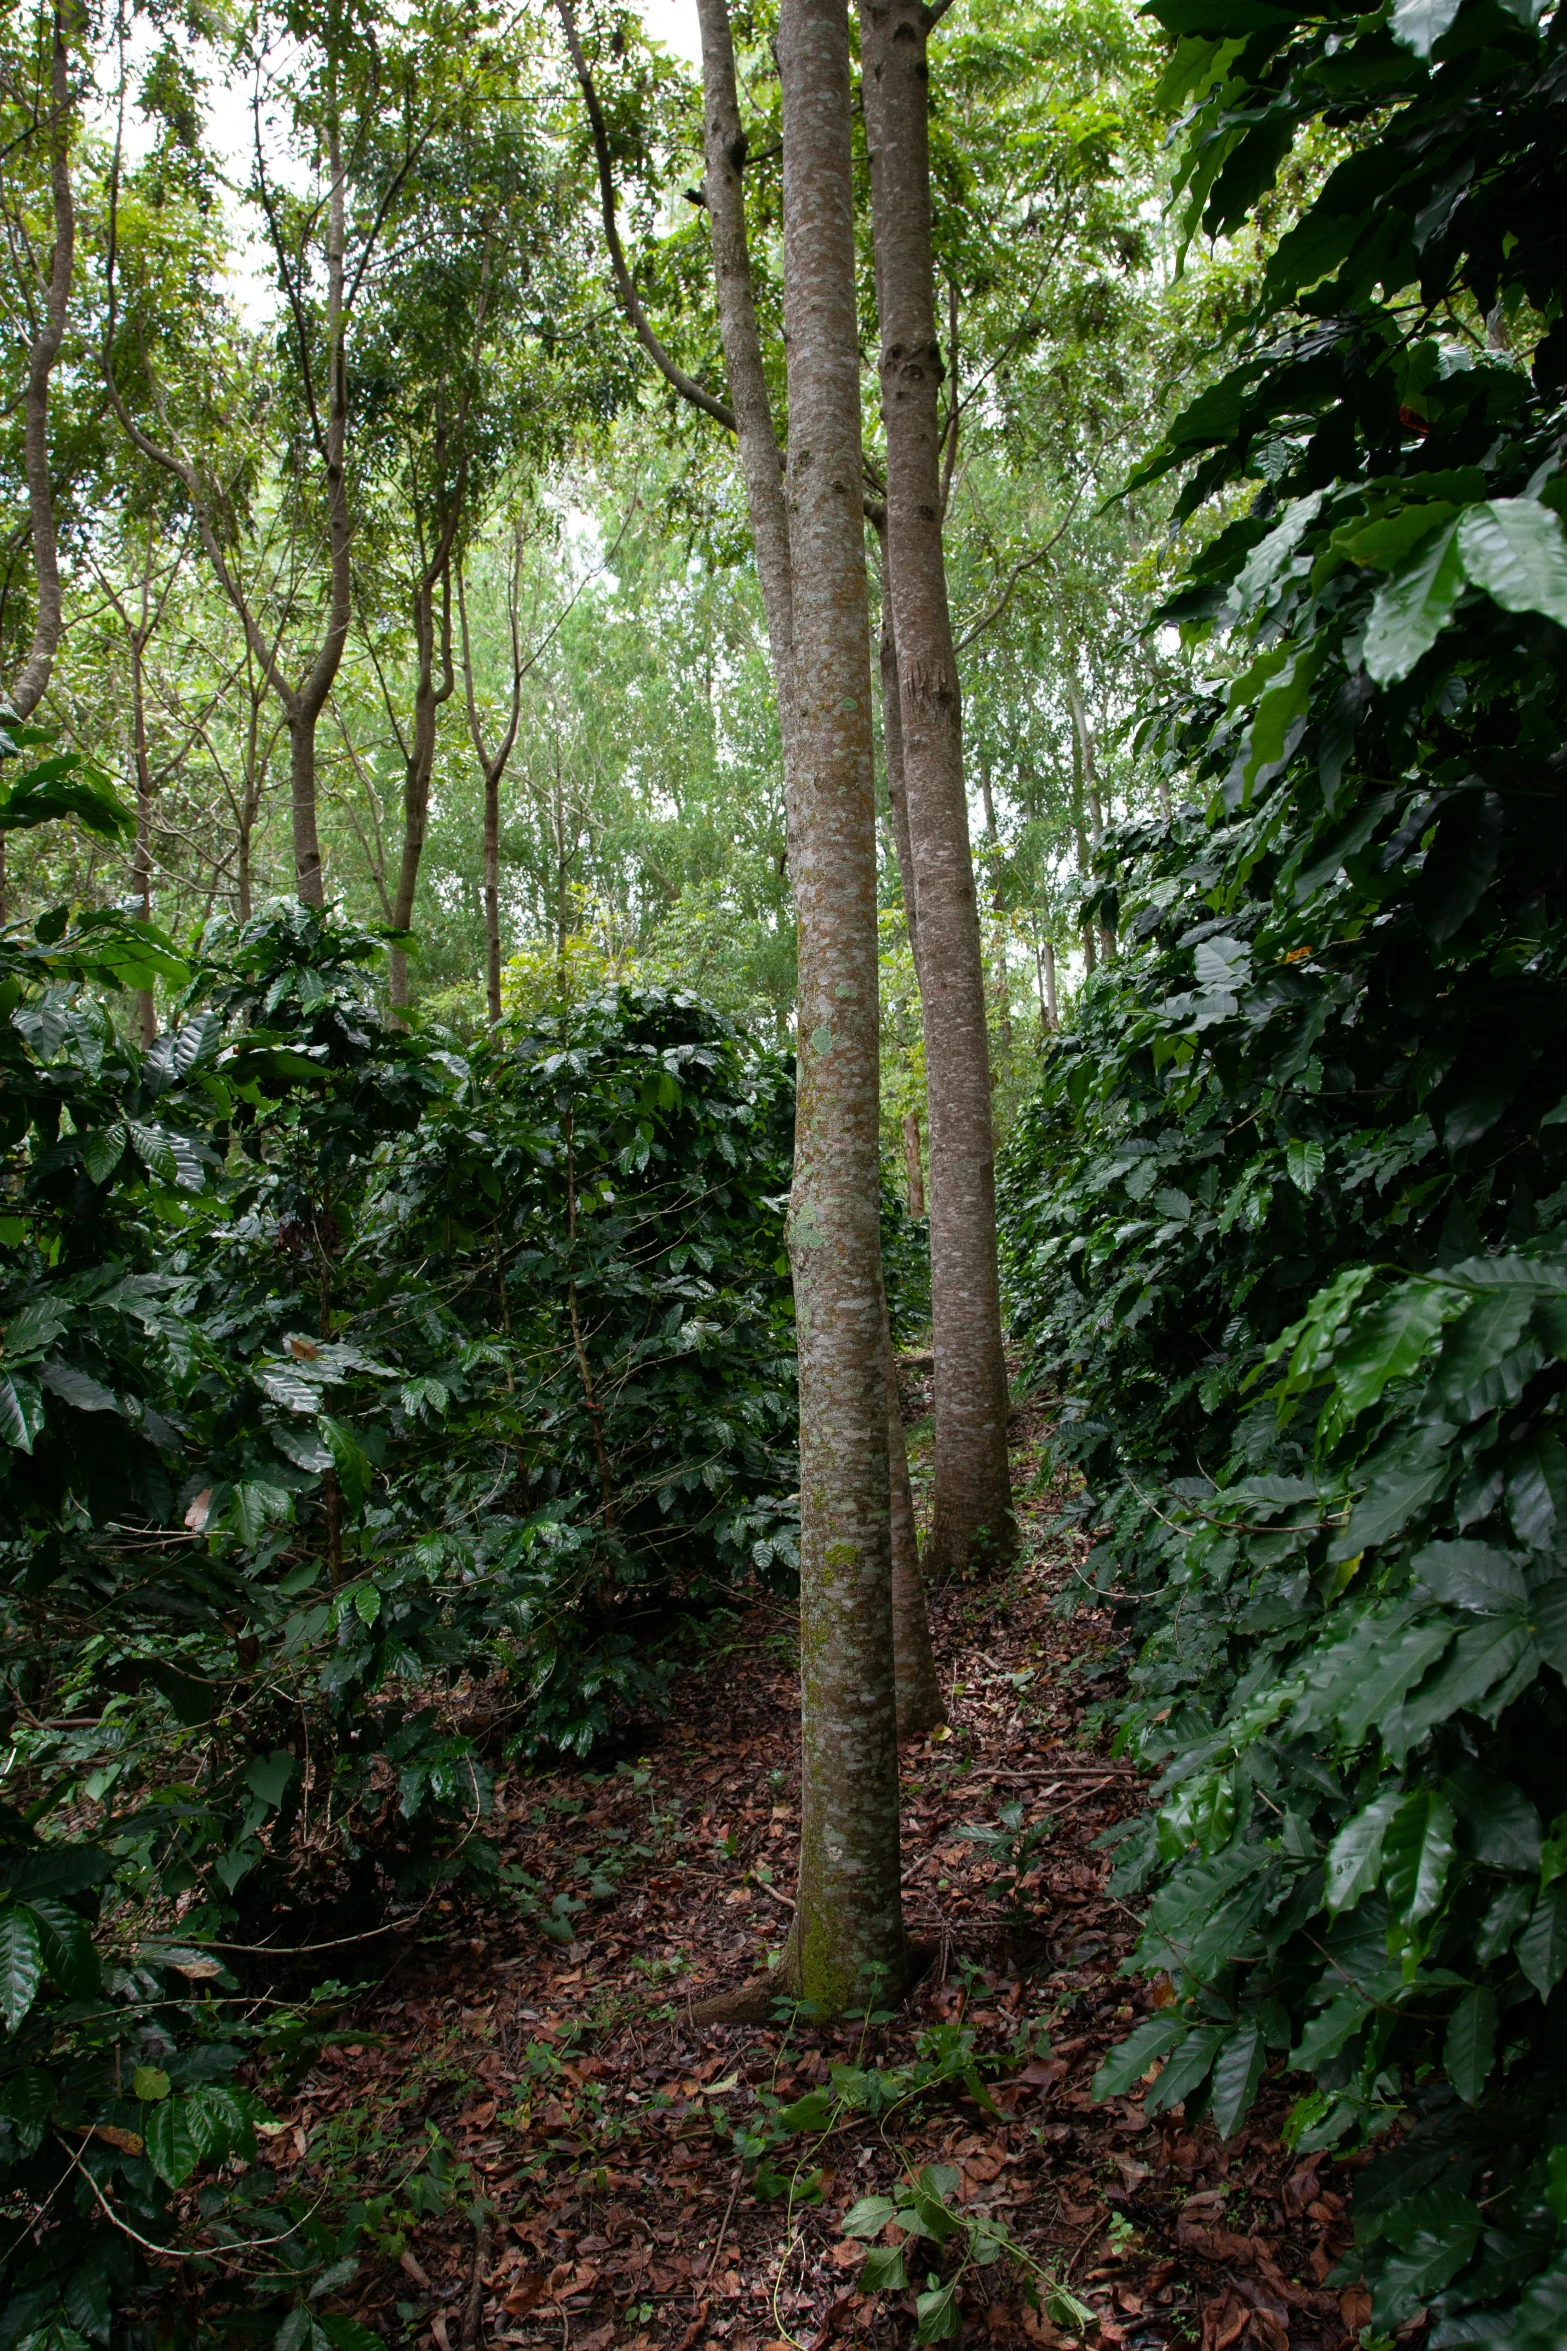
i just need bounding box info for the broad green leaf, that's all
[1337,1619,1455,1748]
[144,2093,203,2186]
[1444,1987,1496,2104]
[776,2089,833,2134]
[1384,1790,1456,1922]
[1458,499,1567,626]
[1364,519,1465,683]
[1373,2190,1481,2325]
[1092,2012,1185,2100]
[856,2244,907,2293]
[244,1752,295,1810]
[40,1362,120,1416]
[0,1904,44,2031]
[27,1897,100,1996]
[1144,2023,1224,2117]
[1516,1884,1567,1999]
[0,1373,45,1454]
[81,1124,127,1184]
[840,2194,899,2240]
[1412,1541,1525,1615]
[1400,1618,1538,1747]
[322,1416,374,1511]
[1285,1137,1325,1193]
[1449,1766,1542,1870]
[1333,1280,1462,1420]
[1474,1882,1533,1964]
[1208,2023,1266,2137]
[134,2066,172,2101]
[1389,0,1463,55]
[1325,1787,1402,1913]
[1337,502,1458,571]
[317,2320,384,2351]
[914,2282,961,2343]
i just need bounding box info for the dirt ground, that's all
[238,1405,1373,2351]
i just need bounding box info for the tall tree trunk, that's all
[129,633,156,1047]
[457,550,526,1029]
[873,532,920,971]
[1040,935,1058,1033]
[860,0,1013,1576]
[8,2,73,727]
[389,561,455,1011]
[774,0,906,2010]
[886,1331,941,1733]
[696,0,938,1742]
[977,754,1011,1059]
[1067,665,1114,965]
[902,1110,924,1216]
[484,765,502,1024]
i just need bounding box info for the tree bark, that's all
[977,753,1011,1059]
[7,3,74,726]
[1067,664,1114,965]
[902,1110,924,1217]
[1040,935,1058,1033]
[873,529,919,972]
[887,1330,942,1733]
[389,560,456,1010]
[774,0,907,2010]
[860,0,1013,1576]
[690,0,936,1757]
[128,628,156,1047]
[458,543,526,1029]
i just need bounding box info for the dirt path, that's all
[240,1414,1368,2351]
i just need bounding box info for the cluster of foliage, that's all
[0,754,807,2344]
[1000,0,1567,2338]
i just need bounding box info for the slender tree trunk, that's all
[873,531,920,972]
[860,0,1013,1576]
[977,754,1011,1059]
[8,3,73,726]
[1067,665,1114,964]
[129,636,156,1047]
[389,562,455,1011]
[1040,936,1058,1032]
[484,763,503,1024]
[902,1110,924,1217]
[774,0,906,2010]
[886,1330,942,1733]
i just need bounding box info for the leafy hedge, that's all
[0,860,805,2345]
[999,0,1567,2338]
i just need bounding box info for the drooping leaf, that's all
[1208,2022,1266,2137]
[0,1905,44,2031]
[1458,499,1567,626]
[1516,1885,1567,1999]
[1364,520,1466,683]
[1444,1988,1497,2104]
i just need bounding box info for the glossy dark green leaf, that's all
[1412,1541,1525,1614]
[1516,1885,1567,1999]
[1444,1987,1497,2103]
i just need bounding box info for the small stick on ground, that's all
[460,2217,492,2351]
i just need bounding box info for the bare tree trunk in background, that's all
[886,1333,941,1732]
[458,530,527,1028]
[1067,664,1114,966]
[7,3,73,730]
[902,1110,924,1216]
[772,0,907,2009]
[389,558,456,1012]
[128,630,157,1047]
[1040,936,1058,1033]
[1,1,75,927]
[872,532,919,971]
[860,0,1013,1578]
[977,754,1011,1060]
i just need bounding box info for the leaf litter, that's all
[221,1401,1371,2351]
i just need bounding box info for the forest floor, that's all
[235,1395,1376,2351]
